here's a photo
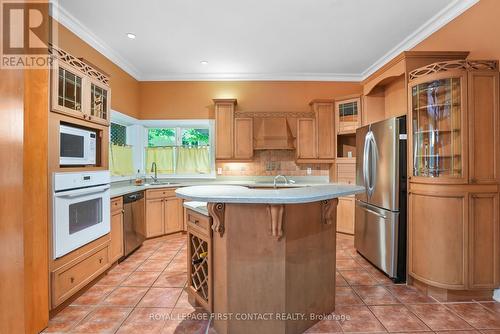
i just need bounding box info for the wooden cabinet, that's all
[110,197,124,263]
[51,241,110,307]
[407,60,500,300]
[146,197,164,237]
[336,96,361,134]
[314,100,335,159]
[337,196,355,235]
[409,189,467,289]
[214,99,236,160]
[145,188,184,238]
[296,100,335,162]
[186,209,213,312]
[469,192,500,289]
[165,197,184,234]
[296,118,317,159]
[214,99,254,161]
[234,118,253,159]
[50,46,110,126]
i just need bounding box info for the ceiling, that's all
[53,0,478,81]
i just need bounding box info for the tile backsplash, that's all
[216,150,330,177]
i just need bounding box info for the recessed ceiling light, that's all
[200,61,208,65]
[126,33,136,39]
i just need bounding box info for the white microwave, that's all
[60,124,97,166]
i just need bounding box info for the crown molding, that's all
[361,0,479,80]
[140,72,363,82]
[50,0,478,83]
[49,0,142,80]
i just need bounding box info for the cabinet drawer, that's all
[186,209,211,236]
[111,197,123,213]
[52,244,110,307]
[147,188,177,199]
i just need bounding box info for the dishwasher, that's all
[122,191,146,259]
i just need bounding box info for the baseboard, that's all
[494,289,500,302]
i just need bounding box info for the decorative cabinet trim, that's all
[267,204,284,240]
[321,199,338,225]
[50,45,110,86]
[234,111,315,118]
[409,60,498,81]
[207,203,225,237]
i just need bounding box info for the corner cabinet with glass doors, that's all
[407,59,500,300]
[50,45,111,126]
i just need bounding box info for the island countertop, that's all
[175,184,364,204]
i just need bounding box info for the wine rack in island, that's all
[407,59,500,301]
[186,208,213,312]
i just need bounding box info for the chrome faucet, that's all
[273,175,288,188]
[151,162,158,183]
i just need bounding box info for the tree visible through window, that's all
[148,128,176,147]
[182,128,209,146]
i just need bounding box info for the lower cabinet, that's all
[110,197,124,263]
[337,196,355,235]
[186,209,213,312]
[51,241,110,308]
[146,188,184,238]
[409,185,500,294]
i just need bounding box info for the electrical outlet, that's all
[306,167,312,175]
[217,167,223,175]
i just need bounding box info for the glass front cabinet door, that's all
[88,80,111,125]
[51,53,111,125]
[409,71,467,183]
[335,97,361,134]
[52,62,85,117]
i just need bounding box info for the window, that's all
[145,126,212,176]
[111,123,127,146]
[148,128,176,147]
[110,122,134,176]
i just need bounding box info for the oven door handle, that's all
[55,184,110,198]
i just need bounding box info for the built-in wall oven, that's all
[53,171,110,259]
[60,124,97,166]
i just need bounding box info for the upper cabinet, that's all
[214,99,254,161]
[408,60,499,184]
[335,96,361,134]
[50,46,111,126]
[296,99,335,162]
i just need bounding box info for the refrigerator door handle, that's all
[363,131,371,195]
[368,133,378,196]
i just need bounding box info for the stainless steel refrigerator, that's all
[355,115,407,282]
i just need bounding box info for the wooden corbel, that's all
[207,203,225,237]
[321,199,338,225]
[267,204,284,240]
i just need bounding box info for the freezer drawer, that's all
[354,200,399,278]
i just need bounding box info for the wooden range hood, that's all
[252,116,296,150]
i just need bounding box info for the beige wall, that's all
[139,81,361,119]
[56,23,140,118]
[412,0,500,60]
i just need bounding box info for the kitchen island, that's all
[176,184,363,334]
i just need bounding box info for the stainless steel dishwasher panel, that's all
[354,200,399,278]
[122,191,145,258]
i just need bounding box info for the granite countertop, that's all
[175,184,364,204]
[109,177,331,198]
[183,201,209,216]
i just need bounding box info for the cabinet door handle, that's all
[121,209,125,213]
[99,258,103,263]
[194,220,199,224]
[70,277,74,283]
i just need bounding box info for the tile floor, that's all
[44,233,500,334]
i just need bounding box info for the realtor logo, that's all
[1,0,52,68]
